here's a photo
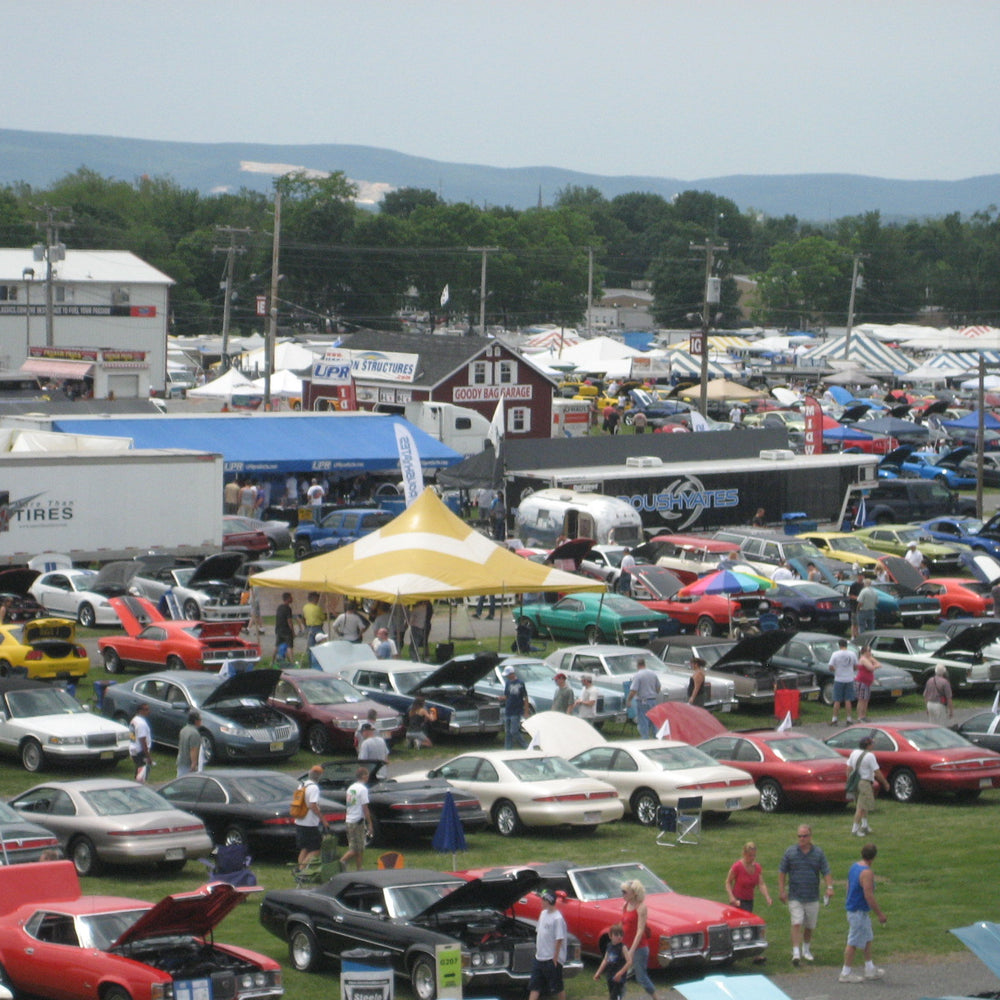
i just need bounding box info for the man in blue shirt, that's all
[502,663,532,749]
[839,843,887,983]
[777,824,834,966]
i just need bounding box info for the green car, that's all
[515,592,673,646]
[853,524,964,574]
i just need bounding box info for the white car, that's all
[28,567,123,627]
[0,678,131,771]
[406,749,624,836]
[134,552,249,622]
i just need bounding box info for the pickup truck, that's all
[292,507,395,560]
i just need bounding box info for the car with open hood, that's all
[633,534,743,585]
[337,653,504,737]
[99,595,261,674]
[259,866,581,997]
[28,565,129,627]
[0,568,44,622]
[879,553,993,617]
[133,552,250,622]
[101,669,300,764]
[0,617,90,679]
[0,860,282,1000]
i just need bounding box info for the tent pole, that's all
[496,584,505,653]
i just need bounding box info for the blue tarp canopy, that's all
[49,414,463,475]
[942,411,1000,431]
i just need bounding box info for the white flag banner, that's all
[488,396,505,451]
[440,284,450,307]
[656,719,671,740]
[394,423,424,507]
[776,710,793,732]
[992,690,999,715]
[689,410,709,432]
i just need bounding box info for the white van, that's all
[514,488,644,548]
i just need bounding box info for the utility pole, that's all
[468,246,498,335]
[213,227,250,370]
[32,207,73,348]
[689,238,727,417]
[843,252,866,359]
[265,189,282,410]
[586,247,594,339]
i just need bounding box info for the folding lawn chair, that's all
[656,795,703,847]
[199,843,257,886]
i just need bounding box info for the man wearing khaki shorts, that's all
[778,825,834,966]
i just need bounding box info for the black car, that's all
[156,769,346,854]
[259,867,583,998]
[0,569,44,622]
[310,759,487,843]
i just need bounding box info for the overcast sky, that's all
[6,0,999,182]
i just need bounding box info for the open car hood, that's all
[113,882,255,948]
[632,567,683,599]
[0,568,38,597]
[203,668,281,707]
[880,555,925,592]
[963,552,1000,586]
[936,621,1000,658]
[938,446,973,468]
[712,629,796,669]
[523,711,607,757]
[879,444,916,468]
[188,552,245,586]
[412,652,500,692]
[93,561,143,591]
[546,537,595,565]
[952,921,1000,982]
[420,868,540,920]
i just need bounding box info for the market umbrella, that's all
[854,416,929,439]
[431,791,467,868]
[682,569,776,596]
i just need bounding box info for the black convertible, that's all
[259,867,583,1000]
[310,759,487,843]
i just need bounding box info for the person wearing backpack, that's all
[847,737,888,838]
[293,764,328,870]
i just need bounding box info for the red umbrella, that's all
[645,702,727,744]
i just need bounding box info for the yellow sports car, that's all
[0,618,90,680]
[799,532,884,569]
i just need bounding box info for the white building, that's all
[0,249,174,396]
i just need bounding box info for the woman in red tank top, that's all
[616,880,662,1000]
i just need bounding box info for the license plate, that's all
[891,689,902,697]
[839,613,849,620]
[726,798,740,809]
[981,778,994,788]
[164,848,185,861]
[100,751,114,760]
[270,741,284,752]
[583,811,600,823]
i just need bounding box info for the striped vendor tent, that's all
[921,350,1000,371]
[664,348,728,378]
[800,334,915,374]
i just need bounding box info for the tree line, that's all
[3,168,1000,337]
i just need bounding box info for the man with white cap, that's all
[904,541,926,574]
[501,663,532,749]
[528,888,567,1000]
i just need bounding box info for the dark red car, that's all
[825,722,1000,802]
[222,517,272,555]
[697,730,849,812]
[98,596,261,674]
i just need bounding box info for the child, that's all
[594,923,627,1000]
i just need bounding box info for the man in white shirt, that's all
[771,561,796,583]
[129,703,153,782]
[828,638,859,726]
[618,549,636,595]
[904,542,926,574]
[294,764,328,869]
[339,766,374,871]
[572,676,598,720]
[528,889,567,1000]
[306,478,325,513]
[371,627,398,659]
[847,736,889,837]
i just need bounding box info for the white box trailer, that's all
[0,449,223,565]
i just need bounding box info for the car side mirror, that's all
[427,768,439,778]
[285,697,302,708]
[371,905,386,918]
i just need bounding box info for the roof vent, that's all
[625,456,663,468]
[759,449,796,461]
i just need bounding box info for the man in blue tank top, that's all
[839,843,888,984]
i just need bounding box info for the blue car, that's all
[880,445,976,489]
[921,517,1000,559]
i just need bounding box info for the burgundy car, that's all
[222,516,272,555]
[698,730,848,813]
[825,722,1000,802]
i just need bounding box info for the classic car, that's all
[0,677,130,771]
[698,730,849,812]
[922,514,1000,558]
[28,567,125,627]
[515,592,673,646]
[458,860,767,968]
[222,515,293,553]
[629,566,738,637]
[0,800,62,863]
[919,577,993,618]
[133,552,250,622]
[0,568,44,622]
[99,596,261,674]
[11,779,213,875]
[0,861,282,1000]
[156,769,346,853]
[0,617,90,679]
[825,722,1000,802]
[221,515,275,555]
[799,531,885,569]
[259,867,581,998]
[337,654,504,738]
[402,750,623,837]
[101,669,300,765]
[632,534,743,585]
[854,523,966,573]
[879,445,977,489]
[310,758,487,842]
[269,669,404,754]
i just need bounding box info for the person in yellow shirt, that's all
[302,592,326,647]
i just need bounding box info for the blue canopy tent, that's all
[942,411,1000,431]
[49,413,462,475]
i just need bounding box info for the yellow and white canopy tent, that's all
[250,487,605,603]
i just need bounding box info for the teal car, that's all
[515,593,675,646]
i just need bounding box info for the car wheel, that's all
[294,540,312,561]
[166,655,184,671]
[780,611,800,630]
[288,923,323,972]
[695,615,718,637]
[20,738,44,772]
[890,767,919,803]
[70,835,100,876]
[183,599,201,621]
[77,603,96,628]
[0,659,12,678]
[623,412,635,426]
[410,954,437,1000]
[821,680,835,707]
[112,711,129,727]
[945,606,962,619]
[102,987,132,1000]
[514,616,537,638]
[103,648,123,674]
[493,799,523,837]
[223,824,248,846]
[630,788,661,826]
[758,778,784,813]
[306,723,331,755]
[199,731,217,766]
[584,624,605,645]
[265,539,277,557]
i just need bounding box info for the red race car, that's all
[825,722,1000,802]
[917,578,993,618]
[99,595,261,674]
[697,730,849,813]
[458,860,766,968]
[0,860,282,1000]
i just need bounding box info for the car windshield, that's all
[907,635,948,655]
[172,568,196,586]
[6,688,85,718]
[506,756,585,782]
[297,676,367,705]
[600,596,653,615]
[504,661,554,682]
[826,537,869,554]
[384,880,462,920]
[765,736,844,761]
[782,541,825,561]
[602,652,673,676]
[77,907,150,950]
[906,727,974,750]
[641,745,720,770]
[571,863,670,901]
[392,671,433,694]
[894,528,923,542]
[82,785,174,816]
[0,801,22,823]
[225,773,297,802]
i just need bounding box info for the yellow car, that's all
[0,618,90,679]
[799,532,884,569]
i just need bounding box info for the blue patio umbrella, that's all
[431,791,467,868]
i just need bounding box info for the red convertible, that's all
[459,860,766,968]
[98,596,261,674]
[0,860,282,1000]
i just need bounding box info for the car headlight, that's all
[47,735,85,746]
[218,723,247,736]
[669,934,698,950]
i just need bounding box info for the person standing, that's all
[828,638,858,726]
[726,841,773,913]
[632,410,648,435]
[472,594,497,620]
[302,591,326,647]
[285,472,299,508]
[306,478,326,515]
[551,673,573,714]
[751,507,767,527]
[618,548,636,596]
[370,627,398,659]
[339,766,374,871]
[854,645,880,723]
[778,824,834,966]
[406,696,434,748]
[615,880,662,1000]
[594,923,626,1000]
[848,736,889,837]
[771,560,796,583]
[688,656,707,707]
[294,764,328,871]
[129,703,153,782]
[176,710,203,777]
[357,723,390,766]
[237,479,257,517]
[527,889,567,1000]
[626,659,661,739]
[490,491,507,541]
[332,601,367,643]
[839,844,887,983]
[408,600,432,660]
[502,663,532,749]
[904,540,927,574]
[572,675,598,720]
[273,592,299,666]
[922,663,954,723]
[856,578,879,635]
[223,479,240,514]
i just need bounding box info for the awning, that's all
[20,359,94,379]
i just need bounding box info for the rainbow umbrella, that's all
[683,569,775,596]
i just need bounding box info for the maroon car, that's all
[269,669,405,755]
[825,722,1000,802]
[698,730,848,813]
[222,517,272,555]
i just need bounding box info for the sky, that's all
[5,0,1000,182]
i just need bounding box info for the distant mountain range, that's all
[2,128,999,222]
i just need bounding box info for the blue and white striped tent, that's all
[922,350,1000,371]
[663,349,728,378]
[800,333,915,375]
